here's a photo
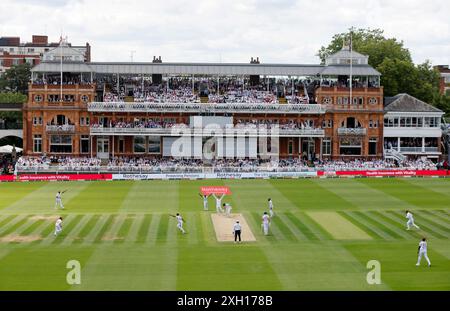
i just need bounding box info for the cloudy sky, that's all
[1,0,449,65]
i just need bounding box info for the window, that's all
[81,135,90,153]
[288,139,293,155]
[34,94,43,102]
[148,136,161,154]
[368,97,377,105]
[33,116,42,126]
[33,135,42,153]
[322,139,331,155]
[134,136,146,153]
[322,97,332,105]
[369,138,377,155]
[50,135,72,153]
[80,117,90,126]
[369,120,378,128]
[81,95,89,102]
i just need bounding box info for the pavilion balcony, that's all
[337,127,367,135]
[87,102,326,114]
[46,124,76,133]
[89,126,325,137]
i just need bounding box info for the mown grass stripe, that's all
[339,211,385,240]
[187,212,198,245]
[61,214,94,245]
[98,214,125,244]
[388,211,447,239]
[3,216,37,237]
[73,214,100,244]
[146,214,160,245]
[430,210,450,222]
[195,212,204,245]
[283,212,316,240]
[369,211,418,239]
[0,215,27,236]
[437,209,450,217]
[270,214,298,241]
[352,211,401,239]
[415,210,450,232]
[92,214,117,243]
[136,214,152,243]
[276,213,307,240]
[0,215,15,227]
[28,219,55,245]
[114,215,134,244]
[83,214,112,245]
[125,214,145,243]
[155,214,169,245]
[20,219,45,236]
[298,212,334,240]
[0,216,30,237]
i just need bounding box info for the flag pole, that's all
[349,30,353,105]
[60,35,63,102]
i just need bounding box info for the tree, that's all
[0,63,31,94]
[318,28,444,112]
[317,28,411,67]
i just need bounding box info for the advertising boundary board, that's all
[1,170,448,182]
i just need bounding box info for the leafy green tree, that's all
[0,63,31,94]
[317,28,411,67]
[318,28,444,111]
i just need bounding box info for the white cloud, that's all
[1,0,449,65]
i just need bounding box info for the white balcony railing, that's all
[46,125,76,133]
[337,127,367,135]
[90,126,325,137]
[87,102,326,114]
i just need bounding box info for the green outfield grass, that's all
[0,178,449,290]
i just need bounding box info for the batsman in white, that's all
[170,213,186,234]
[223,203,232,217]
[54,190,66,209]
[416,237,431,267]
[405,210,420,230]
[268,198,274,218]
[198,193,211,211]
[212,193,225,214]
[54,217,63,236]
[262,212,270,235]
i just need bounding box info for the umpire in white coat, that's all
[233,221,242,243]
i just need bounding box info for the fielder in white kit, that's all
[54,190,66,209]
[170,213,186,234]
[268,198,274,218]
[416,238,431,267]
[199,193,211,211]
[406,210,420,230]
[212,193,225,213]
[262,212,270,235]
[54,217,63,236]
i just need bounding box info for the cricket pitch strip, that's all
[210,213,256,242]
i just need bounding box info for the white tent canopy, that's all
[0,145,22,153]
